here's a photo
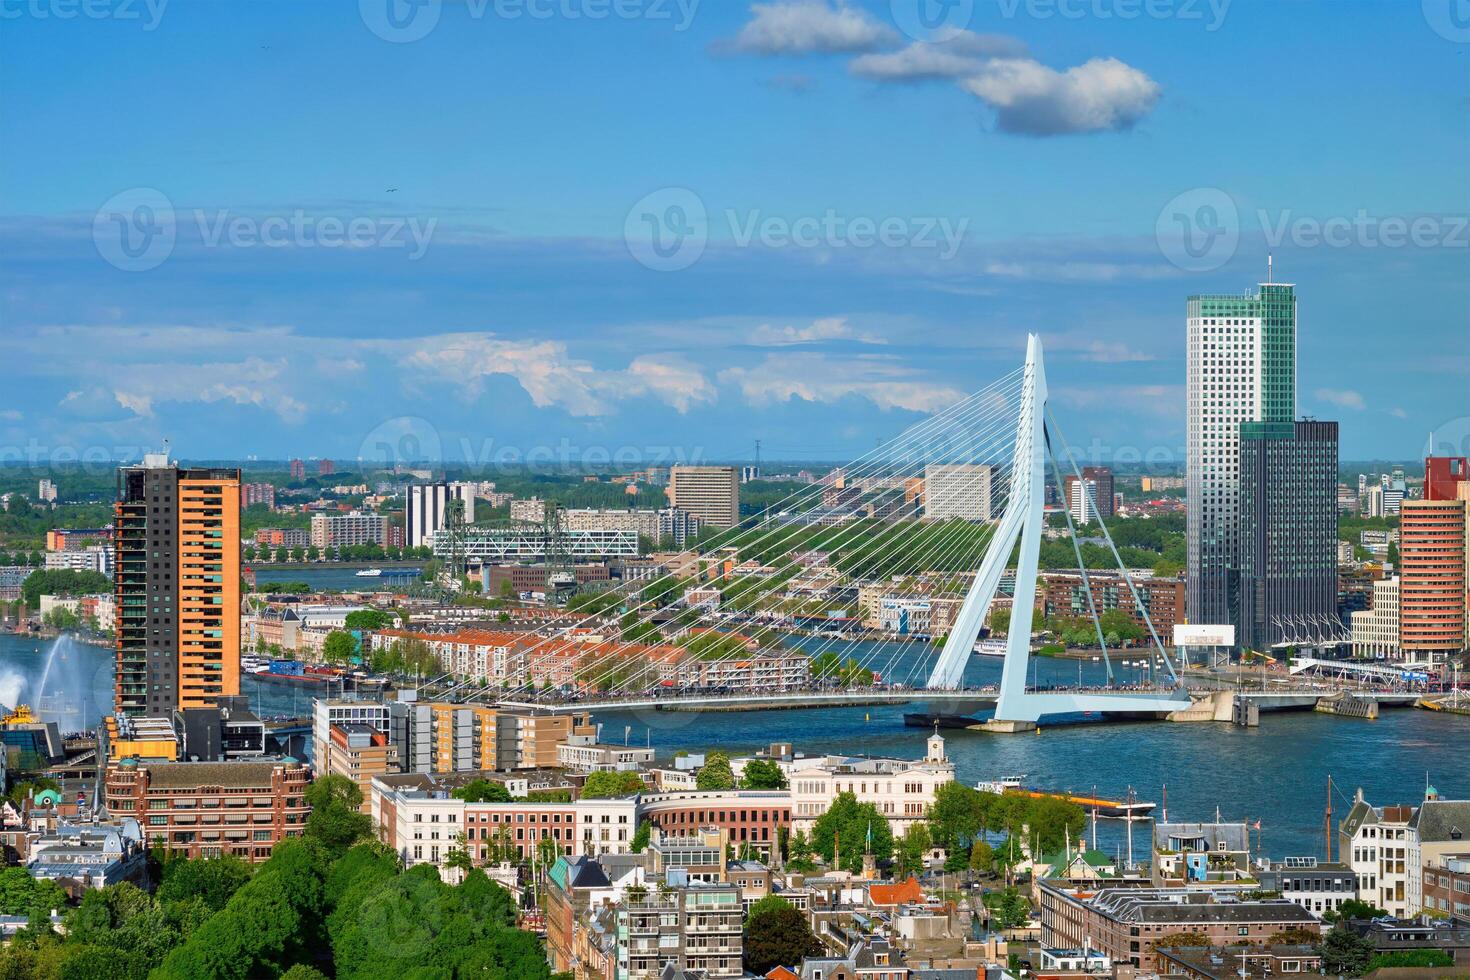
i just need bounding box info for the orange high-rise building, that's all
[115,454,241,717]
[1398,498,1469,662]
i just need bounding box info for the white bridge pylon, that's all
[925,335,1191,723]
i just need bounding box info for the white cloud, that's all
[850,32,1027,83]
[963,57,1161,136]
[1390,407,1408,419]
[748,316,884,346]
[729,0,892,55]
[623,355,718,413]
[719,353,964,412]
[1315,387,1367,411]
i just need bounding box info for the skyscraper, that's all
[1237,420,1339,650]
[114,453,241,717]
[667,466,739,528]
[1186,280,1297,629]
[1064,466,1115,525]
[1398,498,1468,663]
[923,463,994,522]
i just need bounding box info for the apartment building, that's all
[309,511,390,549]
[922,463,993,522]
[114,454,241,717]
[385,698,594,774]
[1398,499,1468,662]
[617,876,744,980]
[1408,796,1470,914]
[1351,577,1401,659]
[241,483,276,509]
[668,466,739,528]
[1040,570,1186,637]
[321,724,399,811]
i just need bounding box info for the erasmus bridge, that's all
[437,336,1414,730]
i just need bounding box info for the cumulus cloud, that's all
[623,355,718,413]
[719,353,964,412]
[1315,387,1367,411]
[728,0,892,55]
[963,57,1161,136]
[850,32,1027,83]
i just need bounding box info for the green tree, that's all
[156,854,252,911]
[1317,926,1375,976]
[21,568,110,607]
[743,896,822,975]
[1330,898,1388,921]
[630,821,651,853]
[322,630,357,664]
[343,609,395,631]
[0,867,66,917]
[1366,949,1453,970]
[580,770,644,799]
[452,779,512,803]
[739,759,788,790]
[984,887,1031,931]
[1265,926,1320,945]
[895,823,931,878]
[811,792,894,874]
[695,752,737,791]
[969,840,996,875]
[303,774,373,857]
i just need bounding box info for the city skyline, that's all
[1,3,1466,463]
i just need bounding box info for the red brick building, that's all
[104,758,311,862]
[637,790,791,857]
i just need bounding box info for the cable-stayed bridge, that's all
[426,336,1406,730]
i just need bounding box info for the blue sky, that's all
[1,0,1466,467]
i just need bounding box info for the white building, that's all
[668,466,739,528]
[309,512,389,549]
[556,735,656,773]
[879,597,930,636]
[1339,790,1416,917]
[311,698,393,776]
[923,463,993,522]
[781,730,955,838]
[1350,578,1400,659]
[44,545,111,576]
[1067,477,1097,526]
[37,479,57,503]
[407,483,475,550]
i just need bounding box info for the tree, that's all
[1265,926,1320,945]
[895,823,931,878]
[1151,931,1211,950]
[744,896,822,974]
[695,752,736,791]
[811,792,894,874]
[1317,926,1375,976]
[983,887,1031,931]
[580,770,644,799]
[1331,898,1388,921]
[969,840,996,874]
[303,775,373,856]
[630,821,651,853]
[321,630,358,664]
[0,868,66,918]
[156,854,251,911]
[21,568,110,607]
[1366,949,1453,971]
[343,609,395,631]
[739,758,787,790]
[988,607,1011,636]
[452,779,512,803]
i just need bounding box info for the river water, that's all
[2,632,1464,862]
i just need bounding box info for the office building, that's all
[922,463,993,522]
[1350,577,1401,659]
[1186,280,1296,630]
[104,757,311,862]
[1064,466,1115,525]
[667,466,739,528]
[114,454,241,717]
[406,483,476,550]
[1237,420,1340,650]
[1398,499,1468,662]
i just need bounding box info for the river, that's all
[2,631,1464,862]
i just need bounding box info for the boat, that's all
[976,777,1156,820]
[355,568,384,577]
[973,639,1008,658]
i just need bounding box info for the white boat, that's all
[973,639,1008,658]
[355,568,384,577]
